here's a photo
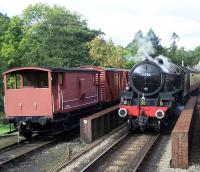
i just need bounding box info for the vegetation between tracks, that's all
[0,112,14,134]
[0,124,13,134]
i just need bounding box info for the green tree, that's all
[0,13,10,51]
[87,36,129,68]
[193,46,200,65]
[0,14,14,111]
[1,16,24,67]
[18,3,99,67]
[145,28,164,57]
[168,32,179,63]
[126,30,143,56]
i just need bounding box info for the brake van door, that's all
[52,73,59,112]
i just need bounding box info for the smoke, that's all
[126,37,175,73]
[137,38,154,59]
[193,61,200,70]
[126,36,178,74]
[132,37,154,63]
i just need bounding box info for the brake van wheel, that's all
[22,131,33,139]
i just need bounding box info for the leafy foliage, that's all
[19,4,99,67]
[87,36,130,68]
[1,16,24,67]
[0,13,10,112]
[145,29,165,57]
[126,30,143,56]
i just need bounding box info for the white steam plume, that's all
[128,37,154,63]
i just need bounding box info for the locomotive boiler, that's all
[118,57,200,132]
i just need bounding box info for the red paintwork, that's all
[80,66,129,102]
[119,105,168,117]
[4,70,53,118]
[3,66,128,120]
[57,72,99,113]
[5,88,53,117]
[3,67,100,119]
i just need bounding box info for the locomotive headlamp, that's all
[123,100,127,105]
[155,110,164,119]
[118,108,128,118]
[160,99,163,106]
[140,93,146,106]
[125,86,130,91]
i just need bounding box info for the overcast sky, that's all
[0,0,200,50]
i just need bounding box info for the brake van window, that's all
[23,72,48,88]
[6,74,21,89]
[7,74,15,89]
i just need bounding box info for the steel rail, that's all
[81,133,160,172]
[47,123,128,172]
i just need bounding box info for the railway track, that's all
[57,130,159,172]
[0,132,39,151]
[81,133,159,172]
[47,124,128,172]
[0,134,20,150]
[0,137,56,169]
[0,130,17,137]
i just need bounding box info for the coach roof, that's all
[2,66,100,75]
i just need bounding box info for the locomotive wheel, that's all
[127,118,132,131]
[22,131,33,139]
[127,118,135,133]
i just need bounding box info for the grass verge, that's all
[0,124,13,134]
[0,112,15,134]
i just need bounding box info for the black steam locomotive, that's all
[118,57,200,132]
